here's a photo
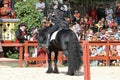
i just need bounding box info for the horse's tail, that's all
[68,32,83,72]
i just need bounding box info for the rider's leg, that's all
[44,25,59,48]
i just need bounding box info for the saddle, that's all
[50,28,61,41]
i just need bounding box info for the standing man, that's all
[35,0,45,20]
[97,4,105,21]
[115,2,120,26]
[105,4,113,24]
[15,23,27,44]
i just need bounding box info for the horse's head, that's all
[36,29,47,45]
[30,27,49,48]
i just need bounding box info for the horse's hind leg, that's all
[66,53,75,76]
[53,51,59,73]
[62,50,68,66]
[46,50,53,73]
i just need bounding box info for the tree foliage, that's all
[14,0,42,30]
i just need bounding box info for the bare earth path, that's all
[0,66,120,80]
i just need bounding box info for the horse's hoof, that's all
[66,72,74,76]
[46,69,53,73]
[53,70,59,74]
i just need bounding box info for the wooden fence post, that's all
[106,41,110,66]
[19,45,23,67]
[83,41,90,80]
[24,41,28,58]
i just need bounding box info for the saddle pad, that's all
[50,30,59,41]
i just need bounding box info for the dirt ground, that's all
[0,65,120,80]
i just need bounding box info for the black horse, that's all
[33,27,83,76]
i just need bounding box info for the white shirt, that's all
[105,8,113,20]
[73,24,80,33]
[36,2,45,12]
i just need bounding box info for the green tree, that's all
[14,0,42,30]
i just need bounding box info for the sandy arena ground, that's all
[0,65,120,80]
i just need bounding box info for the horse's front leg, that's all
[46,49,53,73]
[53,51,59,73]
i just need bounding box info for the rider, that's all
[43,1,69,48]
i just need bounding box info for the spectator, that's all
[95,20,103,31]
[110,45,119,66]
[97,4,105,21]
[63,0,71,18]
[102,21,109,30]
[85,29,94,40]
[15,23,27,43]
[41,19,47,28]
[96,45,106,66]
[90,47,97,57]
[29,27,39,58]
[72,21,81,37]
[35,0,45,20]
[0,1,15,18]
[90,25,99,34]
[115,2,120,25]
[0,41,3,57]
[88,6,97,23]
[87,17,94,27]
[109,19,118,29]
[105,4,113,23]
[114,29,120,40]
[72,10,80,22]
[30,26,38,41]
[110,45,118,56]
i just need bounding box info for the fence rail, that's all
[1,40,120,67]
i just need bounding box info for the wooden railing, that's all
[1,40,120,67]
[23,40,120,66]
[0,40,23,67]
[23,40,63,67]
[87,41,120,66]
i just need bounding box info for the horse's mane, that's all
[39,26,51,34]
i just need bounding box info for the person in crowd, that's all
[115,2,120,26]
[109,19,118,29]
[88,6,97,23]
[90,25,99,34]
[105,4,113,24]
[85,29,94,41]
[0,1,15,18]
[110,45,119,66]
[102,21,109,30]
[114,29,120,40]
[72,10,80,22]
[90,47,97,57]
[0,41,3,57]
[96,45,106,66]
[35,0,45,20]
[97,4,105,21]
[41,19,48,28]
[62,0,71,18]
[95,20,103,32]
[72,20,81,38]
[15,23,27,44]
[87,17,94,27]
